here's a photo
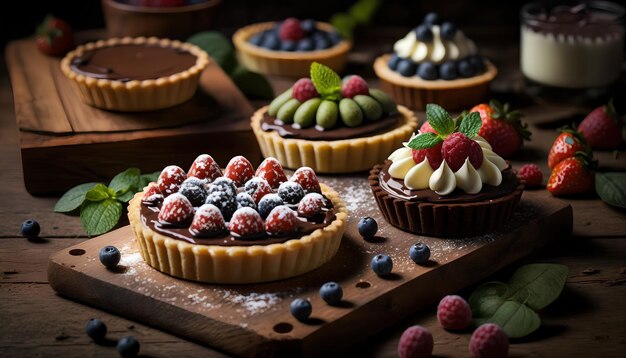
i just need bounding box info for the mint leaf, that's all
[310,62,342,101]
[505,263,568,310]
[469,281,508,318]
[80,199,122,236]
[330,12,357,39]
[349,0,381,25]
[231,65,274,100]
[596,172,626,209]
[426,104,455,136]
[140,171,160,189]
[116,191,135,203]
[85,184,110,202]
[187,31,237,74]
[407,132,443,150]
[458,111,482,139]
[54,182,99,213]
[109,168,141,195]
[477,300,541,338]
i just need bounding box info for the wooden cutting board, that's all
[48,178,573,357]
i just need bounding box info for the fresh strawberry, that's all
[228,207,264,238]
[517,164,543,187]
[244,177,273,204]
[190,204,226,237]
[158,193,194,225]
[578,99,622,150]
[341,75,369,99]
[141,183,162,202]
[255,157,288,188]
[157,165,187,195]
[279,18,304,41]
[223,156,255,187]
[412,142,443,168]
[290,167,321,193]
[547,153,595,196]
[265,205,298,236]
[35,15,74,57]
[292,78,319,102]
[187,154,221,182]
[419,121,437,134]
[441,132,483,171]
[297,193,325,218]
[471,100,531,158]
[547,129,589,169]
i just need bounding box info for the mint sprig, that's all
[310,62,342,101]
[457,112,482,139]
[407,104,482,150]
[426,103,455,136]
[54,167,159,236]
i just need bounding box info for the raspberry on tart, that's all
[229,207,265,238]
[157,165,187,196]
[265,205,299,236]
[297,193,325,218]
[158,193,194,225]
[255,157,288,188]
[291,167,321,193]
[187,154,222,182]
[244,177,273,204]
[223,156,255,187]
[190,204,227,237]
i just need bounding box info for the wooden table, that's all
[1,32,625,357]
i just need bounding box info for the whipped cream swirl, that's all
[393,25,477,64]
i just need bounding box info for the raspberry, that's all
[442,133,483,172]
[398,325,434,358]
[187,154,222,182]
[297,193,325,218]
[205,190,237,221]
[158,193,194,225]
[156,165,186,195]
[290,167,321,193]
[265,205,298,236]
[517,164,543,187]
[236,192,257,211]
[279,18,304,41]
[292,78,319,102]
[190,204,226,237]
[277,181,305,204]
[255,157,288,188]
[179,178,208,207]
[142,183,162,203]
[411,142,444,168]
[341,75,369,99]
[229,207,264,238]
[419,121,438,134]
[437,295,472,330]
[223,156,255,187]
[258,193,284,219]
[244,177,273,204]
[469,323,509,358]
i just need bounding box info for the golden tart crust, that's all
[233,22,352,77]
[128,183,348,284]
[251,105,418,174]
[373,54,497,111]
[60,37,209,112]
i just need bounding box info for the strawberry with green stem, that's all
[547,128,590,169]
[470,99,531,158]
[35,15,74,56]
[578,98,623,150]
[547,151,596,196]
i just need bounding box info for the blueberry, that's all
[319,282,343,305]
[414,25,433,41]
[327,31,343,45]
[236,192,257,211]
[290,298,312,322]
[358,217,378,238]
[409,243,431,264]
[209,177,237,196]
[258,193,284,219]
[312,32,328,41]
[440,21,457,40]
[314,37,330,50]
[387,54,401,71]
[99,246,121,269]
[205,191,237,221]
[20,219,40,239]
[261,33,280,50]
[280,40,296,52]
[297,38,314,51]
[371,254,393,276]
[86,318,107,342]
[301,19,316,34]
[417,62,438,80]
[439,61,458,80]
[396,59,416,77]
[249,33,264,46]
[424,12,440,26]
[278,181,305,205]
[117,336,140,358]
[457,59,476,78]
[179,180,207,207]
[468,55,486,73]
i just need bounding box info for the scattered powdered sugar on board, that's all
[221,291,282,316]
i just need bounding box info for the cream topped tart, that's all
[369,103,523,237]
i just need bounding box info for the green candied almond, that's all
[353,95,383,121]
[368,88,398,115]
[316,100,339,129]
[268,88,293,117]
[294,98,322,128]
[276,98,301,124]
[339,98,363,127]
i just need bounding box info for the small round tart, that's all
[374,54,497,111]
[60,37,209,111]
[233,21,351,77]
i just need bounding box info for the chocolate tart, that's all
[128,183,348,284]
[373,54,497,111]
[60,37,209,111]
[369,161,523,237]
[251,105,418,173]
[232,22,351,77]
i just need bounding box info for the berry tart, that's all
[128,154,348,284]
[251,62,418,173]
[373,12,497,111]
[60,37,209,111]
[232,18,351,77]
[368,104,523,237]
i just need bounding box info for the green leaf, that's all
[596,172,626,209]
[140,171,160,189]
[477,300,541,338]
[109,168,141,194]
[115,191,135,203]
[505,264,569,310]
[85,184,110,202]
[348,0,381,25]
[330,12,357,39]
[407,132,443,150]
[469,281,508,318]
[458,112,482,139]
[426,104,455,136]
[187,31,237,74]
[80,199,123,236]
[54,182,100,213]
[310,62,342,101]
[231,65,275,100]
